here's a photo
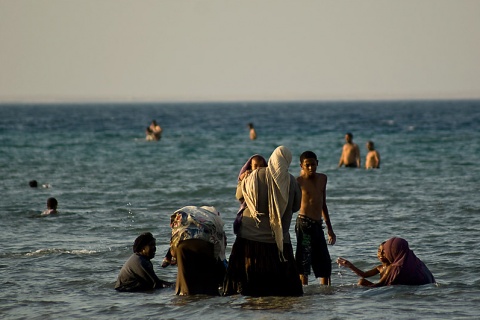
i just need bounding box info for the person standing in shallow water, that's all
[365,140,380,169]
[149,120,162,140]
[296,151,336,286]
[248,123,257,140]
[223,146,303,297]
[168,206,227,296]
[145,127,156,141]
[338,132,360,168]
[115,232,172,292]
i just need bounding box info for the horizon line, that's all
[1,97,480,106]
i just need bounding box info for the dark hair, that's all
[47,197,58,209]
[29,180,38,188]
[248,123,254,128]
[133,232,155,253]
[346,132,353,138]
[300,151,318,163]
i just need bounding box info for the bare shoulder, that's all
[316,173,328,184]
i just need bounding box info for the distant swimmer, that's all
[365,141,380,169]
[29,180,51,188]
[248,123,257,140]
[41,197,58,216]
[149,120,162,140]
[338,132,360,168]
[145,127,156,141]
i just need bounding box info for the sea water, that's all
[0,100,479,319]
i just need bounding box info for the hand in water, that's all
[336,257,350,267]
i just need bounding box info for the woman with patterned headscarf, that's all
[358,237,435,287]
[169,206,227,295]
[223,146,303,297]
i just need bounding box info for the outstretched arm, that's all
[336,258,379,278]
[358,266,391,287]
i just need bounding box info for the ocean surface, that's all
[1,100,479,319]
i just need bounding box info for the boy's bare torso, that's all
[366,150,380,168]
[297,173,327,221]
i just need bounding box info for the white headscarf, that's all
[241,168,264,226]
[241,146,292,260]
[266,146,292,260]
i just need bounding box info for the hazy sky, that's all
[1,1,479,103]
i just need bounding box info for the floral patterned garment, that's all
[170,206,226,261]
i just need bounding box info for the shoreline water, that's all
[1,101,479,319]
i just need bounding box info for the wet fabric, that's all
[223,237,302,297]
[170,206,226,261]
[225,146,302,297]
[295,215,332,278]
[175,239,226,295]
[382,237,435,285]
[266,146,292,258]
[115,253,167,292]
[242,146,292,258]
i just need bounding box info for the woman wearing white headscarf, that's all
[223,146,303,296]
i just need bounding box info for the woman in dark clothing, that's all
[223,146,303,297]
[358,237,435,287]
[115,232,172,292]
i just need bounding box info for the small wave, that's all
[25,248,98,256]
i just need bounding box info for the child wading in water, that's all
[295,151,336,286]
[336,241,390,285]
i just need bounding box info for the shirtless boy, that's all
[296,151,336,285]
[338,132,360,168]
[365,141,380,169]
